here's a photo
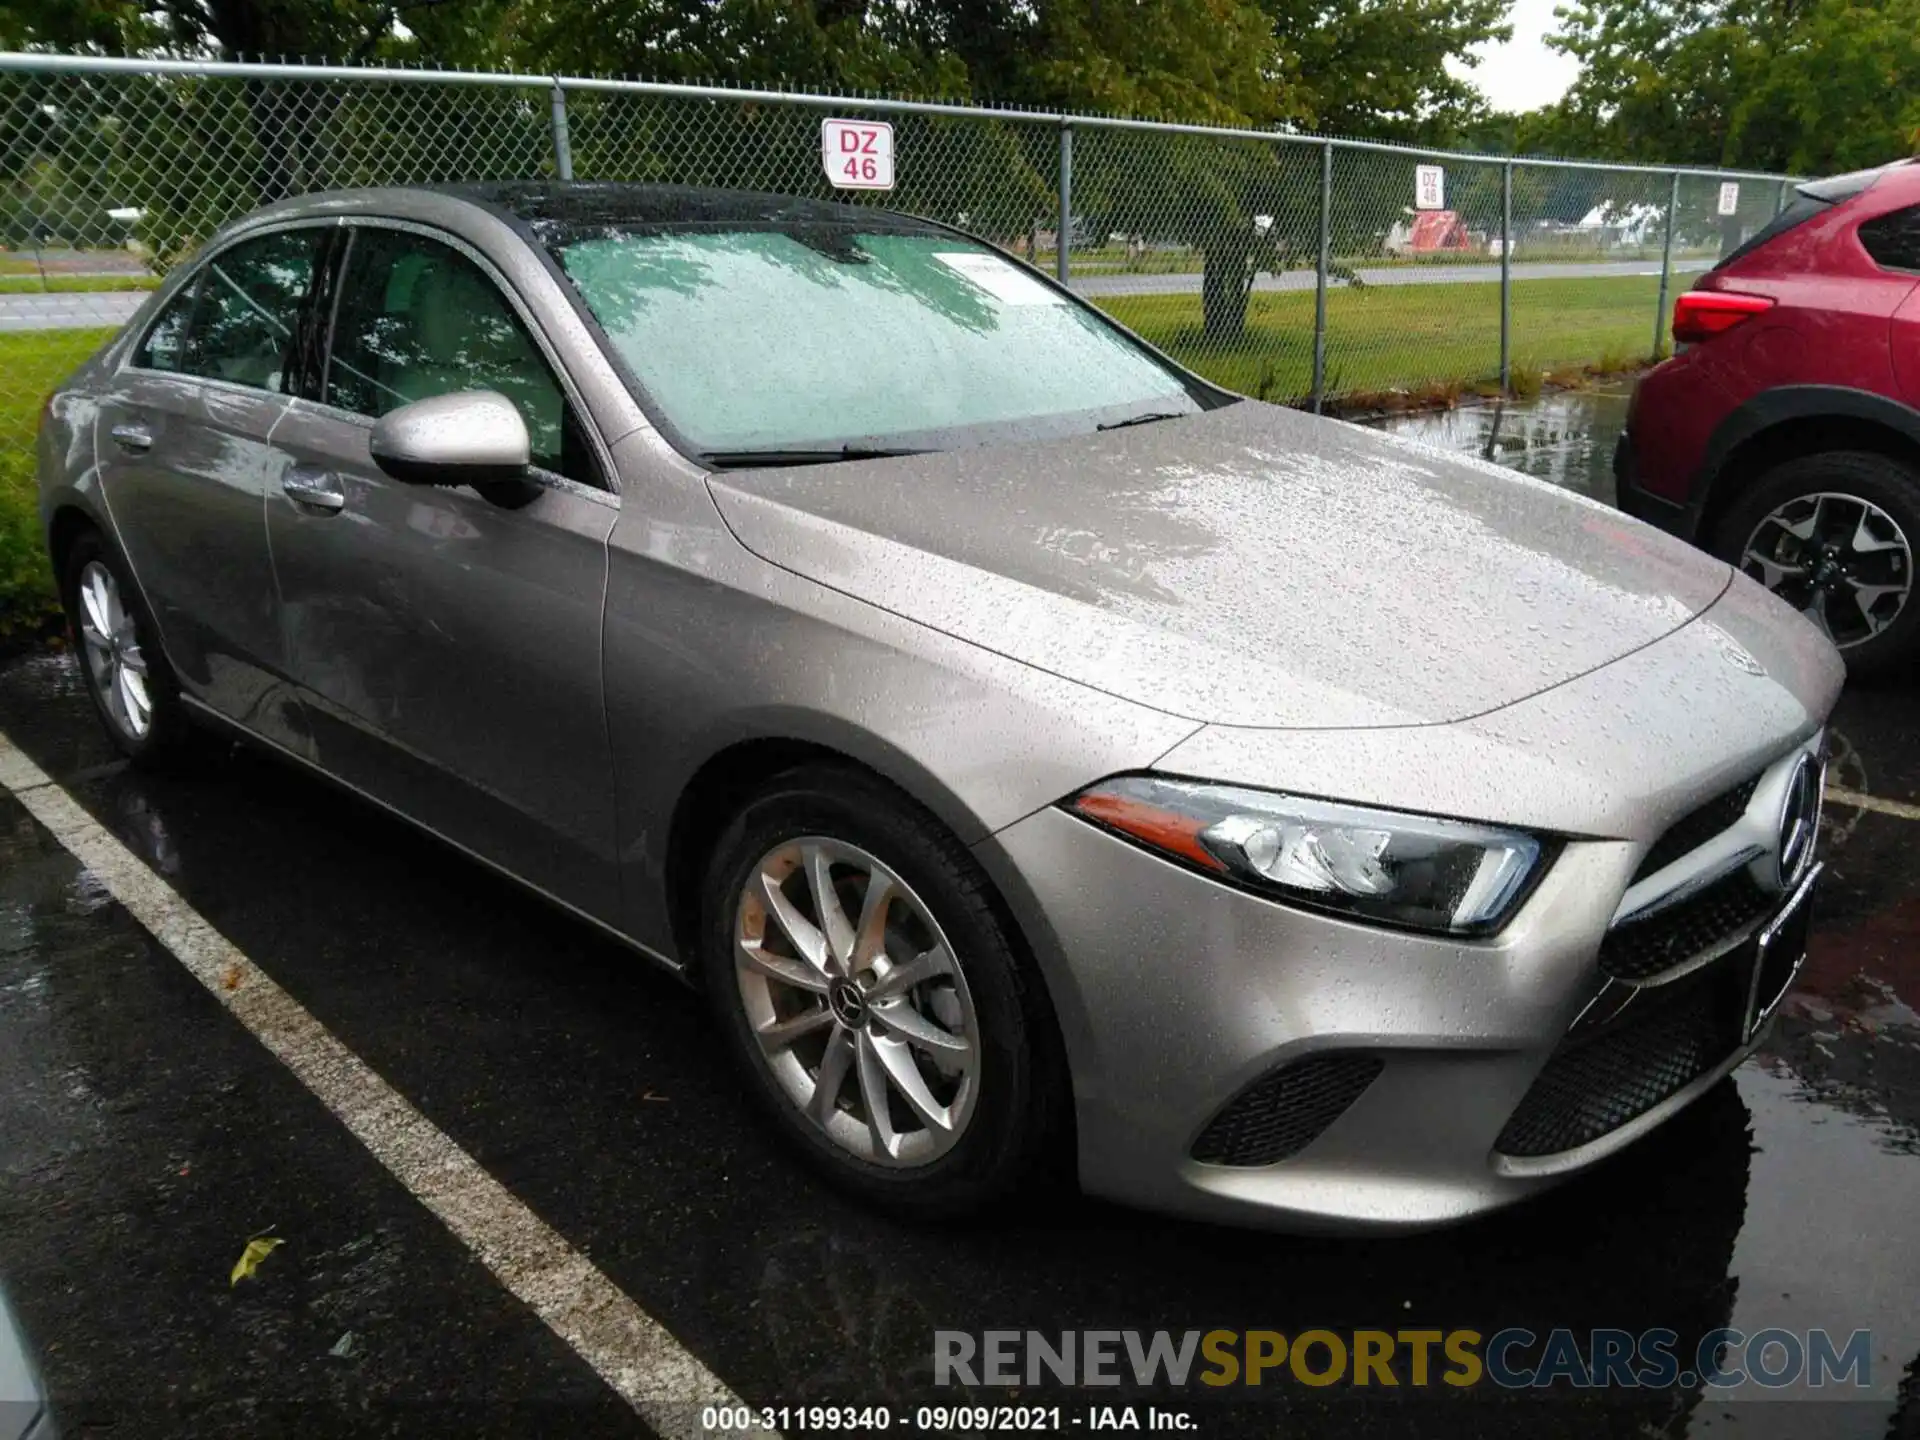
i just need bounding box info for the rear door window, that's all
[135,281,197,372]
[178,229,326,393]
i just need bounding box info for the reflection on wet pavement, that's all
[1371,383,1634,504]
[2,397,1919,1433]
[0,773,637,1436]
[1701,1063,1920,1427]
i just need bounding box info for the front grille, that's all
[1495,966,1744,1157]
[1631,774,1762,884]
[1190,1053,1383,1167]
[1599,870,1775,981]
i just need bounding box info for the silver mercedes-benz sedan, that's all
[36,182,1842,1231]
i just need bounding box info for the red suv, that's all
[1618,159,1920,675]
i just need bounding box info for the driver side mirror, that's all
[369,390,530,486]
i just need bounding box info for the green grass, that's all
[0,274,158,293]
[1047,246,1710,277]
[1092,273,1665,401]
[0,329,113,640]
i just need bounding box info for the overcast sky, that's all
[1455,0,1584,113]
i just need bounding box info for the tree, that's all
[4,0,1514,342]
[1522,0,1920,174]
[1266,0,1511,145]
[0,0,532,209]
[513,0,969,99]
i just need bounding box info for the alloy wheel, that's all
[734,836,980,1168]
[76,560,153,741]
[1740,491,1912,649]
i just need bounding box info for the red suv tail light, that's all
[1672,290,1774,345]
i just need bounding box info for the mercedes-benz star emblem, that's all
[828,977,870,1029]
[1774,755,1818,890]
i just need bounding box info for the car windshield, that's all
[552,224,1209,460]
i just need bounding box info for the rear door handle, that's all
[283,466,345,514]
[109,421,153,454]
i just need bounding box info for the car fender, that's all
[600,484,1201,969]
[1691,384,1920,535]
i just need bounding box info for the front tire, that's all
[59,528,191,765]
[1711,450,1920,679]
[699,763,1067,1217]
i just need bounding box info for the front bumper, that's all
[979,766,1819,1233]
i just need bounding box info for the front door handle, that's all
[283,466,345,514]
[109,420,153,454]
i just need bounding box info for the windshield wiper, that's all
[1096,411,1186,431]
[699,445,935,469]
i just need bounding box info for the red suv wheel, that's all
[1710,451,1920,678]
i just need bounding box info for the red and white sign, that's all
[821,118,895,190]
[1414,164,1446,211]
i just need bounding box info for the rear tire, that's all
[698,762,1069,1218]
[1710,450,1920,680]
[59,528,192,766]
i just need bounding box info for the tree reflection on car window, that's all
[327,228,574,478]
[169,230,324,392]
[558,227,1196,454]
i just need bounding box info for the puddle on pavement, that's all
[1368,382,1634,502]
[1693,1061,1920,1429]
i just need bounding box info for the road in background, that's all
[0,291,144,331]
[1071,256,1714,296]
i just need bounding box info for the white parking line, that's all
[0,729,759,1439]
[1826,784,1920,823]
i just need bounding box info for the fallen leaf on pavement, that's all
[230,1235,284,1286]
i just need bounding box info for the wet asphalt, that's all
[3,390,1918,1438]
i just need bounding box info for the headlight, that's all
[1065,775,1547,936]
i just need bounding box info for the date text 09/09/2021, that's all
[701,1406,1191,1432]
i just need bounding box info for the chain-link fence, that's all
[0,53,1802,405]
[0,52,1802,623]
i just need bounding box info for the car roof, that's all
[216,181,949,255]
[431,180,945,235]
[1799,158,1920,204]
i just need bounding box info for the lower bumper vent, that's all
[1495,967,1742,1158]
[1190,1053,1383,1167]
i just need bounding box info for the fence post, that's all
[1311,140,1332,413]
[1775,178,1790,216]
[1499,161,1513,394]
[549,81,574,181]
[1654,170,1679,361]
[1056,122,1073,287]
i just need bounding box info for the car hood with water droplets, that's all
[705,400,1733,729]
